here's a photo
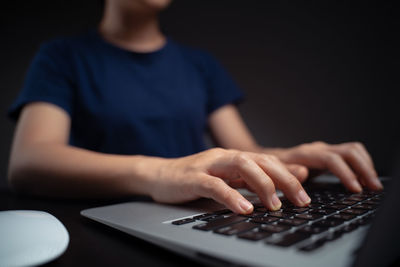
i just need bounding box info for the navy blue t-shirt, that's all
[9,31,243,158]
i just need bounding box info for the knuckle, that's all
[347,148,359,158]
[351,142,364,150]
[200,177,218,192]
[267,154,279,161]
[312,141,326,147]
[260,154,279,165]
[233,152,251,166]
[323,152,340,163]
[210,147,225,156]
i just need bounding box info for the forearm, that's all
[8,144,167,199]
[208,105,289,158]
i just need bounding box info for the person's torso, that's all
[67,32,210,157]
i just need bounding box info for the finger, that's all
[253,154,311,207]
[335,142,376,171]
[286,164,309,183]
[232,153,282,211]
[340,148,383,190]
[353,143,375,169]
[194,174,253,214]
[357,145,375,169]
[331,143,382,190]
[322,152,362,192]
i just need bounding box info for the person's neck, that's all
[99,6,166,53]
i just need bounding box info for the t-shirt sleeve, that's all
[8,40,75,120]
[201,52,245,114]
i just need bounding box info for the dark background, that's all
[0,0,398,189]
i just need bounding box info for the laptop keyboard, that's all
[171,183,383,252]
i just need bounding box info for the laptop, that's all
[81,173,399,267]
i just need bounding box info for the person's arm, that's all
[8,102,312,214]
[208,104,383,192]
[8,102,163,198]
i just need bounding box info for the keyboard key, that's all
[316,198,335,204]
[279,218,307,226]
[307,203,324,209]
[299,240,325,252]
[353,204,375,210]
[285,207,309,214]
[325,204,348,210]
[361,191,378,197]
[295,213,323,220]
[342,209,368,216]
[193,215,246,231]
[373,195,384,201]
[313,219,343,228]
[300,229,343,252]
[363,200,379,206]
[238,230,272,241]
[193,213,213,220]
[346,195,366,202]
[240,212,266,218]
[211,209,233,216]
[259,224,291,233]
[336,200,358,206]
[333,193,347,199]
[172,218,196,225]
[268,211,293,218]
[201,215,226,222]
[214,222,258,236]
[252,203,265,209]
[255,207,269,213]
[329,213,356,221]
[267,232,311,247]
[281,201,294,209]
[352,216,373,226]
[320,230,343,242]
[311,198,324,204]
[250,216,279,224]
[193,213,229,221]
[298,225,328,235]
[339,223,359,233]
[309,208,336,216]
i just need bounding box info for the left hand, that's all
[272,141,382,192]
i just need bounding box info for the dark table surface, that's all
[0,188,206,267]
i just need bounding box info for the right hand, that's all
[150,148,311,214]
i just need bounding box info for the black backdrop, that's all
[0,0,398,189]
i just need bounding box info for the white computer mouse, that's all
[0,210,69,267]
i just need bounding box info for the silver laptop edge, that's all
[81,175,377,267]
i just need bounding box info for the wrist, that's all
[128,155,171,197]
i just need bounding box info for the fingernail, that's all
[238,199,253,213]
[271,193,282,210]
[352,180,362,192]
[374,179,383,190]
[297,190,311,205]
